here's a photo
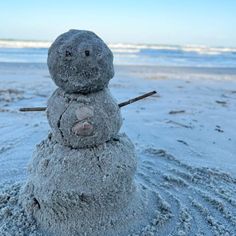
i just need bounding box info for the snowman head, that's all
[48,30,114,94]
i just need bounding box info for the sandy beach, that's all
[0,59,236,235]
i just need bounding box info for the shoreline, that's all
[1,61,236,71]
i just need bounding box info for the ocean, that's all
[0,39,236,68]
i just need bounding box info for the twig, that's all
[19,107,47,112]
[169,110,185,115]
[118,91,156,108]
[166,120,193,129]
[19,90,157,112]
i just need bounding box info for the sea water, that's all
[0,39,236,68]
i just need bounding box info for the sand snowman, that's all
[20,30,147,236]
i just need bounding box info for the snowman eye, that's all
[85,50,90,57]
[65,50,72,57]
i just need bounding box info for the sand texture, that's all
[0,62,236,235]
[1,147,236,235]
[19,133,139,235]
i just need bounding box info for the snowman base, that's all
[20,133,155,235]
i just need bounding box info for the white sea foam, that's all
[1,39,236,55]
[0,40,51,48]
[109,43,236,55]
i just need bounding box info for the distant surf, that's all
[0,39,236,67]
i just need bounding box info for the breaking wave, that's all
[0,39,236,67]
[1,40,236,55]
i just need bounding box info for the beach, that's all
[0,43,236,235]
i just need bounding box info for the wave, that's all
[0,40,51,48]
[109,43,236,55]
[0,39,236,55]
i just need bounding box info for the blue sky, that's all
[0,0,235,47]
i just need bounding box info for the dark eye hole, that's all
[85,50,90,57]
[65,50,72,57]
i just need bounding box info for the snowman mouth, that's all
[77,67,99,80]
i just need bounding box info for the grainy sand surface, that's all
[0,63,236,235]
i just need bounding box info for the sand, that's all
[19,133,139,235]
[1,147,236,235]
[0,183,41,236]
[0,63,236,235]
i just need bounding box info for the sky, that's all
[0,0,236,47]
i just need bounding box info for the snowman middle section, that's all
[47,88,122,148]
